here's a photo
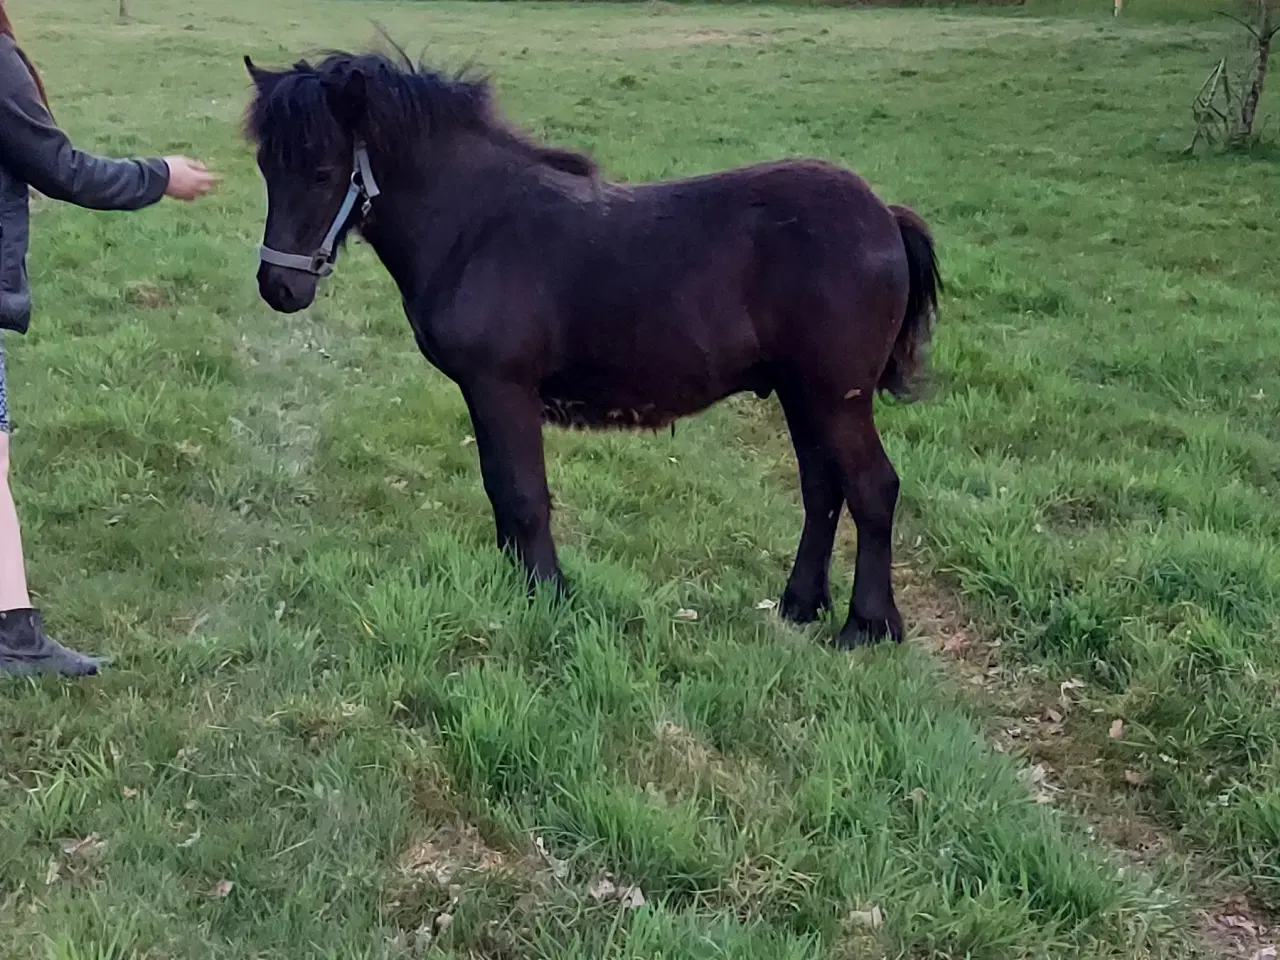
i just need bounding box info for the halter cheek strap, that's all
[258,142,381,278]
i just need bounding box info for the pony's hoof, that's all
[832,610,904,650]
[779,586,831,625]
[526,573,571,605]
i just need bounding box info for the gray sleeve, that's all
[0,38,169,211]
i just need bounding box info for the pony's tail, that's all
[877,204,942,402]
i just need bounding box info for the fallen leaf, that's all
[44,856,60,886]
[460,435,475,447]
[1059,678,1086,701]
[1218,913,1259,935]
[58,834,105,859]
[1249,947,1276,960]
[618,885,646,909]
[850,905,884,929]
[1109,719,1125,740]
[942,635,970,655]
[1019,764,1058,804]
[1124,769,1145,787]
[534,836,569,880]
[208,879,234,899]
[588,874,646,909]
[675,609,698,622]
[906,787,927,804]
[434,912,453,931]
[178,827,202,849]
[755,599,778,611]
[122,787,139,799]
[1043,707,1064,724]
[588,876,617,901]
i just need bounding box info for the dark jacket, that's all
[0,34,169,334]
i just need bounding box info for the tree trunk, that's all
[1235,0,1274,142]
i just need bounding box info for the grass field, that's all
[2,0,1278,957]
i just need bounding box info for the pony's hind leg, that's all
[819,399,904,649]
[777,385,842,623]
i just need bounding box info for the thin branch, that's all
[1216,10,1262,38]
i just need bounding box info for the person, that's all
[1,3,217,676]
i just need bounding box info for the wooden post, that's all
[1113,0,1122,15]
[118,0,128,20]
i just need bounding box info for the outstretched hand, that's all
[164,156,219,201]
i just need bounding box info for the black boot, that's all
[0,608,105,677]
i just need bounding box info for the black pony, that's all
[243,49,942,649]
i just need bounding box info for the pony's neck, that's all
[357,134,554,308]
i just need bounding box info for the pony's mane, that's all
[244,48,597,179]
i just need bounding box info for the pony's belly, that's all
[538,361,772,430]
[539,365,698,430]
[539,395,679,431]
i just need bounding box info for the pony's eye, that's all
[314,169,336,186]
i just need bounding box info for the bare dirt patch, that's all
[387,818,546,955]
[896,561,1280,958]
[397,823,514,888]
[1200,896,1276,960]
[124,282,170,310]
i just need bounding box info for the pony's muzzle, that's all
[257,262,316,314]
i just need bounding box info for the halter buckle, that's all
[311,251,336,277]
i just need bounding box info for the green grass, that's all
[2,0,1277,956]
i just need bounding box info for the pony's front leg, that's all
[462,380,567,597]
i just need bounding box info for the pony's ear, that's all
[244,55,269,85]
[324,67,368,133]
[244,55,284,96]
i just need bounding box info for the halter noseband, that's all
[258,142,381,278]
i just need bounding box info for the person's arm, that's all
[0,36,168,210]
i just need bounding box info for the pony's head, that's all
[243,52,405,312]
[243,48,597,314]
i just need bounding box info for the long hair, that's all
[0,2,51,111]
